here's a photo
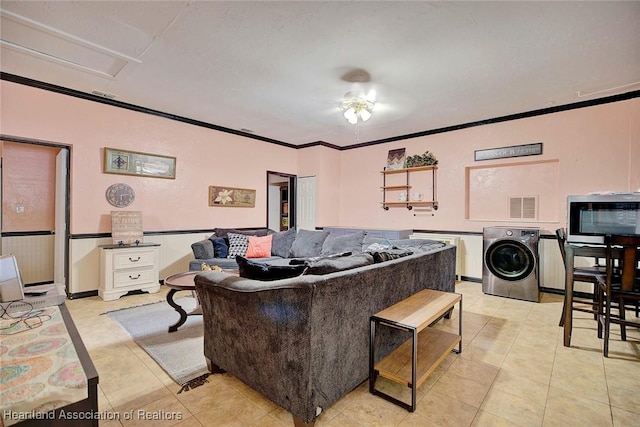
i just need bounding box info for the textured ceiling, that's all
[1,1,639,147]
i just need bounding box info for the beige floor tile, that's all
[470,410,518,427]
[431,371,491,407]
[481,387,545,426]
[446,357,499,386]
[192,395,268,426]
[500,353,553,385]
[247,413,287,427]
[414,389,479,427]
[491,370,549,408]
[397,412,441,426]
[543,386,613,427]
[611,406,640,427]
[550,357,609,404]
[120,394,193,427]
[339,392,410,427]
[608,384,640,415]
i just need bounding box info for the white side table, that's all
[99,243,160,301]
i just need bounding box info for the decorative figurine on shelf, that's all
[404,151,438,168]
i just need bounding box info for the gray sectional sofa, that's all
[193,230,456,426]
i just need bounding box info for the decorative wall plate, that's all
[106,183,135,208]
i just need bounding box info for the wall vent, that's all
[91,90,116,99]
[509,196,537,219]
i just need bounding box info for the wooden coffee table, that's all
[164,269,238,332]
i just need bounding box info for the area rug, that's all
[106,296,210,392]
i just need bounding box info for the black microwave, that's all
[567,193,640,244]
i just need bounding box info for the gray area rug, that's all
[107,296,210,390]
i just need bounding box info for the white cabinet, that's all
[99,244,161,301]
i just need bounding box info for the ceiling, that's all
[1,1,639,148]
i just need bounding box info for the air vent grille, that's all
[509,196,537,219]
[91,90,116,99]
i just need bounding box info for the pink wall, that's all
[1,81,298,234]
[337,99,639,233]
[1,80,638,236]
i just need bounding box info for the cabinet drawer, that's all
[113,268,157,288]
[112,251,156,269]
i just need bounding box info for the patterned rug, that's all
[106,297,210,392]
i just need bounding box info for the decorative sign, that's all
[208,186,256,208]
[386,148,406,170]
[111,211,143,245]
[104,147,176,179]
[474,143,543,161]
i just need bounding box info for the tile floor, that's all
[65,282,640,427]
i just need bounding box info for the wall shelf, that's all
[381,166,438,210]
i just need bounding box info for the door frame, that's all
[266,171,296,230]
[0,135,71,291]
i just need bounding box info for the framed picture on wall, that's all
[104,148,176,179]
[386,148,406,170]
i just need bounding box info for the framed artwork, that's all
[386,148,406,170]
[104,147,176,179]
[209,186,256,207]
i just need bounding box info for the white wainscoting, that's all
[69,232,209,295]
[1,234,54,284]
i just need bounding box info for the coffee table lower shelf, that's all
[369,289,462,412]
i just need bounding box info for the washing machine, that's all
[482,226,540,302]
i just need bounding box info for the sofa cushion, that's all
[214,228,271,239]
[191,239,214,259]
[368,248,414,263]
[236,256,307,281]
[246,234,273,258]
[290,229,330,258]
[304,253,374,275]
[227,232,249,258]
[321,231,365,256]
[271,227,297,258]
[211,237,229,258]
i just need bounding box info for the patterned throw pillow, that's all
[227,232,249,258]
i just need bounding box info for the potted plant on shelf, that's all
[404,151,438,168]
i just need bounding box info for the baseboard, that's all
[460,276,482,283]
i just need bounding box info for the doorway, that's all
[0,138,70,289]
[267,171,296,231]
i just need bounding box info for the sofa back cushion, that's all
[192,239,214,259]
[214,228,272,239]
[289,229,330,258]
[320,231,365,256]
[236,256,307,281]
[304,253,374,275]
[271,228,297,258]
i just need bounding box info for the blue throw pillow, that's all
[210,237,229,258]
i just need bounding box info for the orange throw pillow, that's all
[245,234,273,258]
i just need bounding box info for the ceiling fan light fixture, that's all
[340,97,375,125]
[344,107,358,124]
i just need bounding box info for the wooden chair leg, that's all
[604,294,611,357]
[618,297,627,341]
[559,294,567,327]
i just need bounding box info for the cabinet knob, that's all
[129,274,141,280]
[129,257,141,262]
